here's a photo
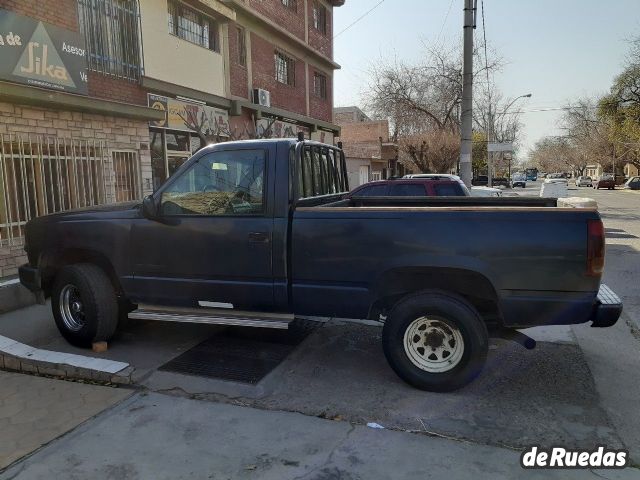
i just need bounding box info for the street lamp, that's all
[487,93,532,187]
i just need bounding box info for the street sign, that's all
[487,142,513,152]
[0,9,88,95]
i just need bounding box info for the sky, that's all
[332,0,640,159]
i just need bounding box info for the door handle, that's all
[248,232,270,243]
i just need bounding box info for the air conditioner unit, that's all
[253,88,271,107]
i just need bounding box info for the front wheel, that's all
[382,290,488,392]
[52,264,119,347]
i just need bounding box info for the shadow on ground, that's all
[154,321,621,452]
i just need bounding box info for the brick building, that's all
[0,0,343,277]
[334,106,400,188]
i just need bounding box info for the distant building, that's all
[334,106,400,188]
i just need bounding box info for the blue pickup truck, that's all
[18,139,622,391]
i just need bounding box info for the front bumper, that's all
[19,263,41,293]
[591,284,622,327]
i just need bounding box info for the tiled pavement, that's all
[0,371,131,469]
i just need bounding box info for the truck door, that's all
[129,146,275,310]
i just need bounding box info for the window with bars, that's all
[275,51,295,86]
[312,1,327,35]
[281,0,297,11]
[168,0,220,52]
[236,26,246,66]
[313,72,327,99]
[77,0,143,81]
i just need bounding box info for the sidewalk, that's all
[2,392,638,480]
[0,371,130,469]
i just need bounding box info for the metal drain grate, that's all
[158,319,319,384]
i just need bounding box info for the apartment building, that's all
[0,0,343,277]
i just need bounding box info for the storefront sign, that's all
[257,118,309,139]
[148,94,230,137]
[0,9,88,94]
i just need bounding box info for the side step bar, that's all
[128,304,294,329]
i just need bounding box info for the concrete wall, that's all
[139,0,227,98]
[346,158,371,190]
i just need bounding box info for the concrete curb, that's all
[0,335,134,384]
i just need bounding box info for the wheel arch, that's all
[40,248,123,297]
[369,266,501,327]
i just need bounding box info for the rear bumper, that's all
[19,263,41,293]
[590,284,622,327]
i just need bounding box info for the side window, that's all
[434,183,464,196]
[160,150,266,216]
[352,184,388,197]
[389,184,426,196]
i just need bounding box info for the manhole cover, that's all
[159,319,319,384]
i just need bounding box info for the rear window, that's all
[352,184,388,197]
[434,183,464,196]
[389,184,426,196]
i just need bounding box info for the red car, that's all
[593,174,615,190]
[347,176,470,198]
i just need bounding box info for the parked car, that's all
[511,175,527,188]
[576,176,593,187]
[19,138,622,392]
[593,174,615,190]
[348,177,470,198]
[470,186,502,197]
[624,176,640,190]
[471,176,510,187]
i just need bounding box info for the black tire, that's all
[382,290,488,392]
[51,263,119,347]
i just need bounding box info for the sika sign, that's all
[0,9,88,95]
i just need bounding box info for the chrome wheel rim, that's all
[59,284,85,332]
[403,316,464,373]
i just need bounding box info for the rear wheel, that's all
[382,290,488,392]
[52,264,119,347]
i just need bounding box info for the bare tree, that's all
[398,131,459,173]
[365,44,503,141]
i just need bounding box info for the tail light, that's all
[587,219,605,276]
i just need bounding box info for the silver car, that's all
[576,176,593,187]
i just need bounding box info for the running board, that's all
[128,304,294,329]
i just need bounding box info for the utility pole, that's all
[459,0,476,187]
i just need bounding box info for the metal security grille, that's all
[112,150,141,202]
[0,135,142,245]
[275,51,295,86]
[78,0,143,81]
[167,0,219,52]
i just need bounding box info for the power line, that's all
[333,0,386,39]
[435,0,455,45]
[500,106,598,114]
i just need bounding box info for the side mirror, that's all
[142,195,159,219]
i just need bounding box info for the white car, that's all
[575,176,593,187]
[470,186,502,197]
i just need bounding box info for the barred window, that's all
[312,1,327,35]
[236,26,246,66]
[281,0,297,11]
[313,72,327,99]
[275,51,295,86]
[78,0,143,81]
[168,0,220,52]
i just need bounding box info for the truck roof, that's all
[202,138,337,149]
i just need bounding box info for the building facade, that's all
[0,0,343,277]
[334,106,399,188]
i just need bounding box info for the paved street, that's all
[1,184,640,479]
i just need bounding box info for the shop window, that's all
[168,0,220,52]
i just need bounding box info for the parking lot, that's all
[1,183,640,478]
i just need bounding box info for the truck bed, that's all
[296,195,559,209]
